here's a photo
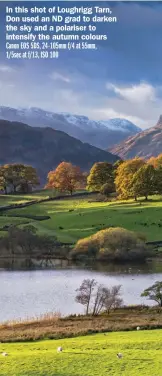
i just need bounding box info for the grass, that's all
[1,193,162,243]
[0,329,162,375]
[0,190,51,207]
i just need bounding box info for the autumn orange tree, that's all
[46,162,83,195]
[148,154,162,168]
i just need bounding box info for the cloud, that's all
[0,65,14,73]
[106,82,156,103]
[50,72,71,83]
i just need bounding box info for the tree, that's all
[131,164,156,200]
[148,156,158,168]
[92,284,106,315]
[92,285,122,315]
[75,279,123,316]
[75,279,97,315]
[0,164,39,194]
[20,165,40,191]
[100,181,115,197]
[0,165,12,194]
[2,227,57,258]
[46,162,83,195]
[93,284,123,315]
[113,160,124,178]
[104,285,123,313]
[141,281,162,307]
[148,154,162,168]
[155,166,162,194]
[87,162,114,192]
[9,164,26,193]
[115,158,146,200]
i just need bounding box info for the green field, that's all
[1,193,162,243]
[0,330,162,375]
[0,190,51,207]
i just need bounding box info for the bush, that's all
[71,227,151,262]
[70,236,98,260]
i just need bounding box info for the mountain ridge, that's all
[0,106,141,150]
[0,119,119,183]
[110,116,162,159]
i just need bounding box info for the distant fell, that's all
[110,116,162,159]
[0,119,119,183]
[0,106,141,150]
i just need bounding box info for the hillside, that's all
[0,106,141,150]
[110,116,162,159]
[0,119,119,182]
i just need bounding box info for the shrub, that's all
[70,236,98,260]
[71,227,151,262]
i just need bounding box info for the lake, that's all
[1,261,162,323]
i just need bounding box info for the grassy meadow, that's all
[0,190,51,207]
[0,330,162,375]
[1,191,162,243]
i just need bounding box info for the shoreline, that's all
[0,254,161,270]
[0,306,162,343]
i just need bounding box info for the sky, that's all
[0,1,162,129]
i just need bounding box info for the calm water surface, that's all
[1,262,162,322]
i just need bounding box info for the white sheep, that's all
[2,352,8,356]
[57,347,63,353]
[117,353,123,359]
[137,326,140,331]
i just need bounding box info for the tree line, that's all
[1,154,162,199]
[46,154,162,200]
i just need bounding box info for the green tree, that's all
[19,165,40,192]
[0,164,39,194]
[115,158,145,200]
[155,166,162,195]
[100,181,115,197]
[87,162,114,191]
[131,164,156,200]
[0,165,13,194]
[141,281,162,307]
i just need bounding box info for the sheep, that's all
[117,353,123,359]
[57,347,63,353]
[2,352,8,356]
[137,326,140,331]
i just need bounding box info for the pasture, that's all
[1,192,162,243]
[0,330,162,375]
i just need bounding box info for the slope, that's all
[0,119,119,182]
[110,116,162,159]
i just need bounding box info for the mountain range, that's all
[0,119,119,183]
[110,116,162,159]
[0,106,141,150]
